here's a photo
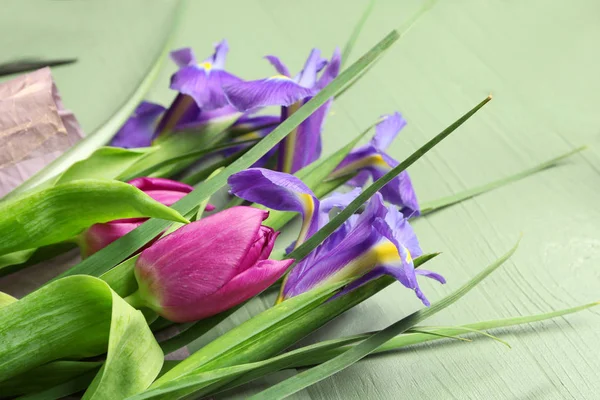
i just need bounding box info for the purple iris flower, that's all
[331,112,420,217]
[169,40,241,111]
[110,40,242,148]
[223,48,341,173]
[228,168,319,248]
[228,168,444,305]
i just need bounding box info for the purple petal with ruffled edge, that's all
[318,188,361,228]
[265,55,291,77]
[371,112,407,150]
[282,193,387,299]
[283,97,330,173]
[332,144,420,217]
[110,102,166,148]
[170,48,197,68]
[296,49,325,88]
[316,47,341,90]
[228,169,319,246]
[224,76,315,111]
[210,40,229,69]
[170,67,241,111]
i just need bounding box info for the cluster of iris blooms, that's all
[86,40,444,323]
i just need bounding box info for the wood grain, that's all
[1,0,598,398]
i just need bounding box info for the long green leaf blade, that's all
[419,146,585,215]
[341,0,375,67]
[0,180,187,256]
[288,95,492,263]
[59,24,407,279]
[248,238,519,399]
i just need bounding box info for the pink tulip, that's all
[128,207,293,322]
[80,177,213,257]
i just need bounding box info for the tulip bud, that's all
[128,207,293,322]
[80,177,213,257]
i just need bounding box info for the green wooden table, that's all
[2,0,599,398]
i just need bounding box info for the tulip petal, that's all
[109,102,166,148]
[135,207,269,316]
[166,258,293,322]
[127,177,194,193]
[82,221,142,257]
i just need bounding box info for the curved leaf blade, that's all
[0,179,187,256]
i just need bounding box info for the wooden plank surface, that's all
[1,0,599,398]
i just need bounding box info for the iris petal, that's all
[264,55,291,77]
[224,77,315,111]
[110,101,166,148]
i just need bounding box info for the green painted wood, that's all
[1,0,599,399]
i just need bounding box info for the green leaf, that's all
[122,135,254,181]
[59,23,406,279]
[148,280,352,395]
[341,0,375,68]
[0,58,76,77]
[4,1,187,199]
[0,361,101,397]
[18,370,99,400]
[181,147,251,186]
[289,301,599,368]
[100,255,140,297]
[117,116,240,181]
[419,146,586,215]
[0,179,188,256]
[39,299,598,400]
[137,255,435,400]
[248,238,519,400]
[208,301,598,397]
[0,243,76,277]
[0,291,16,308]
[0,275,162,398]
[287,95,492,263]
[54,147,157,186]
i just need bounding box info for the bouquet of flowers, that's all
[0,2,594,399]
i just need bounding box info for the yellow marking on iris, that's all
[294,193,316,250]
[199,61,213,71]
[373,241,401,263]
[237,132,262,141]
[405,248,413,264]
[328,154,390,179]
[269,74,293,80]
[374,241,412,264]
